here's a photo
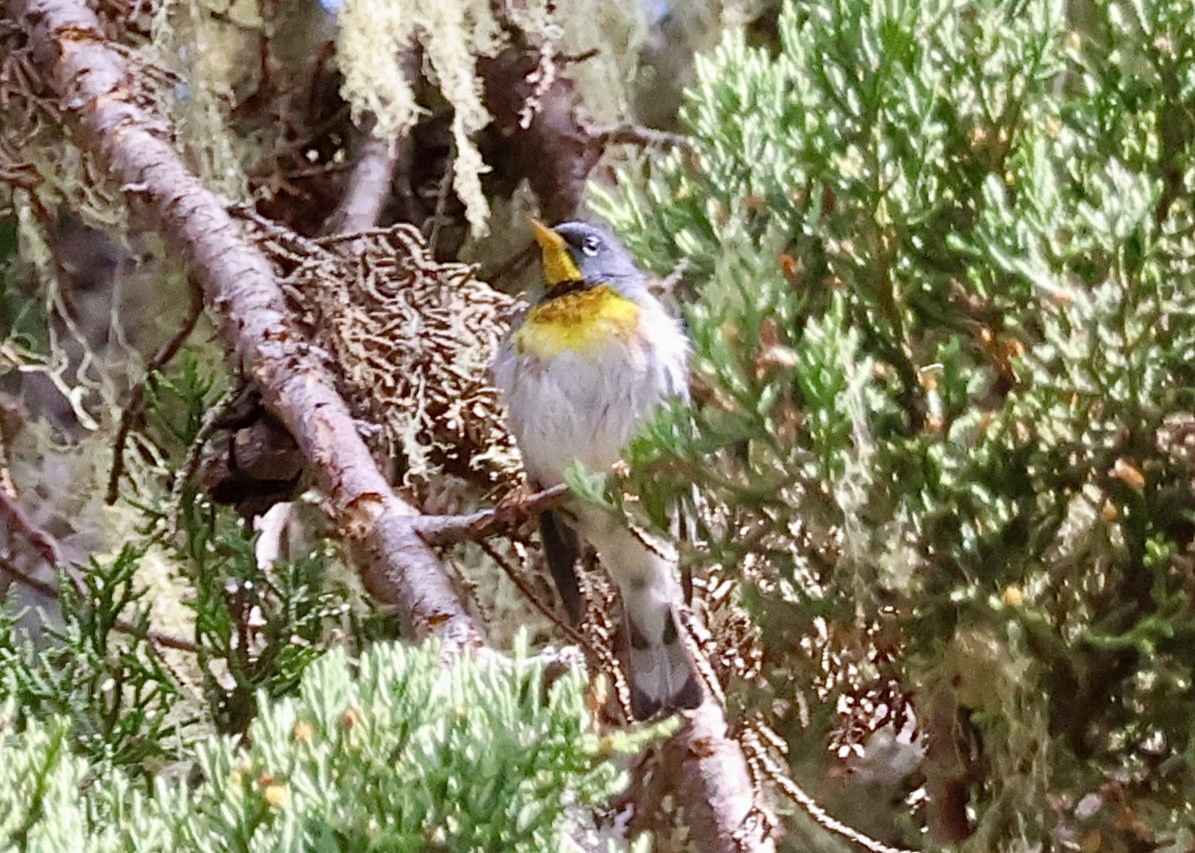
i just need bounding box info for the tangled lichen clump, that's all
[277,225,523,505]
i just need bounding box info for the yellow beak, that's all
[529,218,582,286]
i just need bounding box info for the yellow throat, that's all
[513,218,643,358]
[513,285,642,358]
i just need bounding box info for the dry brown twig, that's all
[415,482,570,545]
[106,279,205,503]
[477,537,638,722]
[587,122,693,150]
[0,486,61,565]
[0,552,197,653]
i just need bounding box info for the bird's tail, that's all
[539,510,584,623]
[623,596,703,720]
[577,515,704,719]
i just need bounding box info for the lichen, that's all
[335,0,644,237]
[263,224,522,502]
[337,0,515,234]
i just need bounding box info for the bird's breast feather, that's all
[512,285,642,358]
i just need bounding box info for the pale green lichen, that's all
[551,0,646,123]
[336,0,425,139]
[336,0,559,236]
[338,0,493,234]
[149,0,257,199]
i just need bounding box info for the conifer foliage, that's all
[0,637,653,850]
[599,0,1195,845]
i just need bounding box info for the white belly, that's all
[493,308,689,487]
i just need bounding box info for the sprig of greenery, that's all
[0,638,663,851]
[0,546,184,778]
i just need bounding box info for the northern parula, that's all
[493,219,702,719]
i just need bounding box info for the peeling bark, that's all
[668,703,772,852]
[621,705,774,851]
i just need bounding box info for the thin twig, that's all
[315,223,425,247]
[270,103,351,159]
[479,241,537,294]
[557,47,599,65]
[0,553,197,652]
[0,493,197,653]
[280,161,356,180]
[0,553,59,600]
[0,488,89,599]
[415,483,570,546]
[426,140,455,258]
[0,488,60,564]
[106,280,205,503]
[587,122,693,149]
[0,162,41,191]
[167,385,239,533]
[656,257,691,296]
[477,538,579,642]
[740,730,916,853]
[477,538,634,720]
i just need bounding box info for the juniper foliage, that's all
[598,0,1195,846]
[0,639,654,851]
[0,339,656,848]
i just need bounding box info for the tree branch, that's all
[414,483,570,546]
[665,703,774,852]
[741,728,917,853]
[323,122,401,236]
[17,0,482,649]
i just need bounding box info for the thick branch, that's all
[666,703,773,852]
[17,0,481,648]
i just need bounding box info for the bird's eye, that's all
[581,235,601,257]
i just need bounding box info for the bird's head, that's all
[529,219,645,298]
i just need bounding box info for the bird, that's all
[493,218,703,719]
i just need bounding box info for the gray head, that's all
[531,219,646,295]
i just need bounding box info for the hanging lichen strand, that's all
[337,0,548,235]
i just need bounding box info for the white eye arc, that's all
[581,235,601,257]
